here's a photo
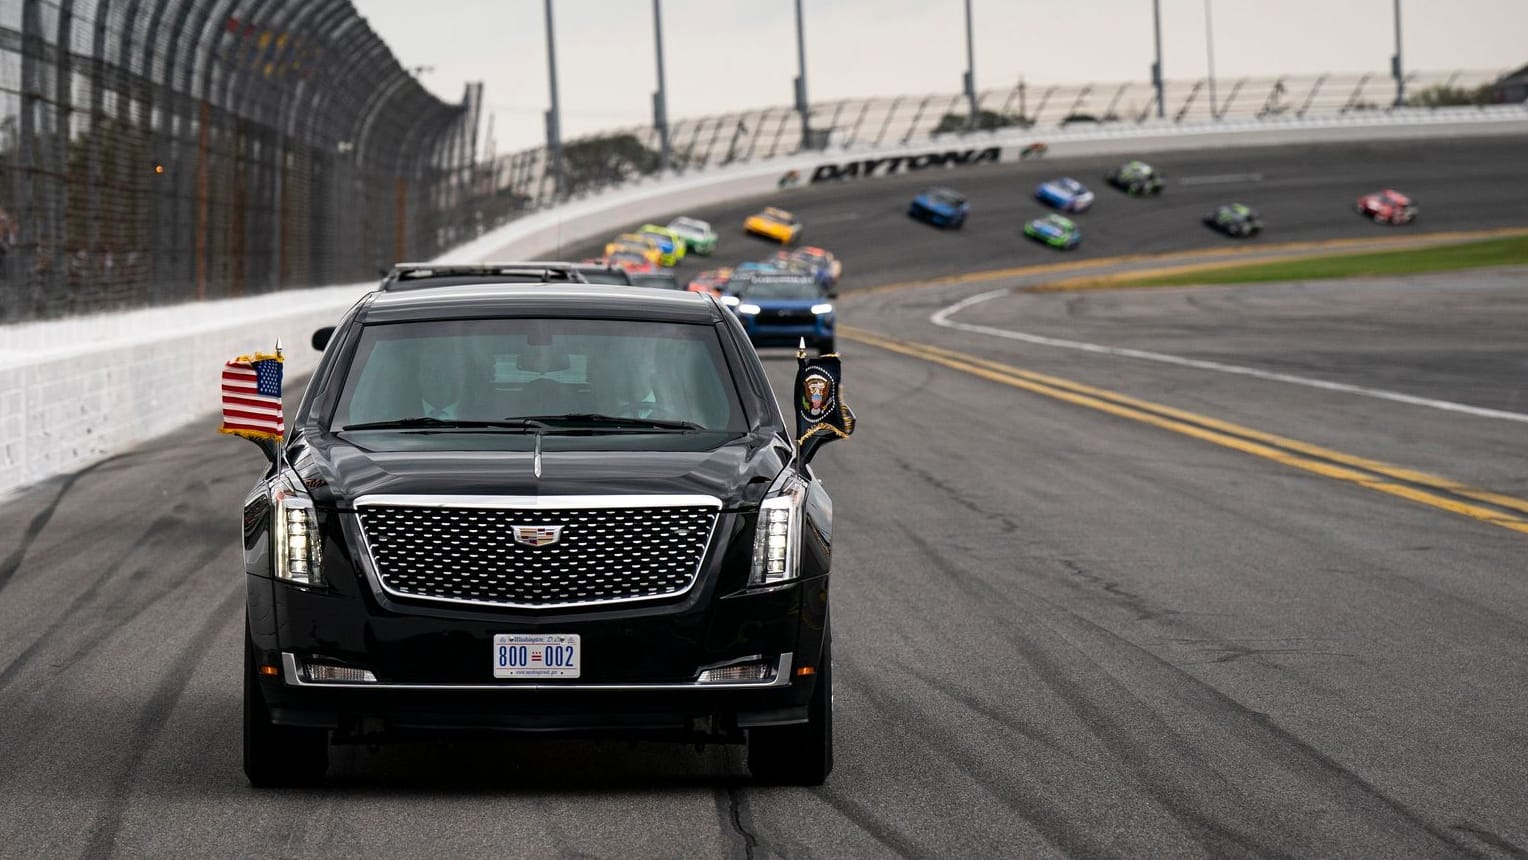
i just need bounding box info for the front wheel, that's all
[244,631,328,787]
[748,634,833,786]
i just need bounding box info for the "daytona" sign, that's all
[808,147,1001,183]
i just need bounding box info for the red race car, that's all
[603,251,658,274]
[1356,189,1417,225]
[687,267,732,297]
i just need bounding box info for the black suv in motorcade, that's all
[242,283,848,786]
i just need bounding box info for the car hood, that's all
[293,431,792,510]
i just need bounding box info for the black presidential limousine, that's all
[239,282,852,787]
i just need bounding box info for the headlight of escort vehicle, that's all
[749,475,805,586]
[271,477,323,586]
[737,303,762,316]
[811,303,833,316]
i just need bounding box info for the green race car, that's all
[1105,160,1165,196]
[637,224,687,266]
[666,216,718,256]
[1024,213,1082,250]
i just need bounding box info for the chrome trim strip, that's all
[282,652,793,691]
[353,494,723,510]
[349,495,724,611]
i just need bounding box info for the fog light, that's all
[303,661,377,684]
[697,660,774,684]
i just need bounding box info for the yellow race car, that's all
[743,207,802,245]
[604,233,662,266]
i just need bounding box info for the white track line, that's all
[930,289,1528,424]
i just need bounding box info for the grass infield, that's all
[1122,234,1528,287]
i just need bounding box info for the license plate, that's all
[493,633,581,679]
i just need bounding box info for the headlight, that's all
[738,303,762,315]
[722,295,740,307]
[811,303,833,315]
[749,475,805,586]
[272,477,323,586]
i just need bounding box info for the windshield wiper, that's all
[505,413,703,432]
[340,417,553,432]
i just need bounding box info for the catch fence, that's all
[489,69,1506,212]
[0,0,488,323]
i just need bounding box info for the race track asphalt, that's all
[1,135,1526,858]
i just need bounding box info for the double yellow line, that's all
[843,326,1528,536]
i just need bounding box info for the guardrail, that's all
[4,104,1528,502]
[0,0,490,325]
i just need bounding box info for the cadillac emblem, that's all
[511,524,563,547]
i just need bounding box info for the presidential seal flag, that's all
[219,351,285,442]
[794,349,855,446]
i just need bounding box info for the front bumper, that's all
[249,557,829,739]
[267,651,810,740]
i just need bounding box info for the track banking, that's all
[809,147,1001,183]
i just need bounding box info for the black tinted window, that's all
[333,318,744,432]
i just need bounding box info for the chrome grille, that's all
[356,497,721,609]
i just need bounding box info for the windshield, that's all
[331,318,745,435]
[736,277,819,299]
[670,218,709,234]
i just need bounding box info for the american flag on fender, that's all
[219,352,285,442]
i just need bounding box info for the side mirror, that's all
[311,326,334,351]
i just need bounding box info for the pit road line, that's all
[841,326,1528,536]
[928,288,1528,426]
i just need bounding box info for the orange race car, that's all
[743,207,802,245]
[604,233,662,266]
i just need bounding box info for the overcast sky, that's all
[351,0,1528,155]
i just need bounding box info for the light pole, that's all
[653,0,671,170]
[1204,0,1218,120]
[543,0,564,197]
[793,0,811,149]
[1391,0,1405,106]
[963,0,977,129]
[1152,0,1164,119]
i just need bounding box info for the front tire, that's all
[244,631,328,787]
[748,634,833,786]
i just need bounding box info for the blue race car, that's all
[726,269,836,354]
[1035,177,1095,213]
[909,186,970,228]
